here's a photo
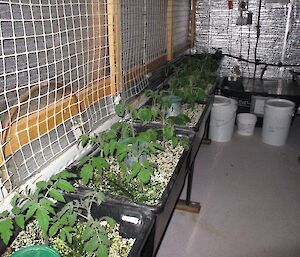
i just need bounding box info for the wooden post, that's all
[167,0,174,61]
[107,0,123,95]
[190,0,196,48]
[115,0,123,95]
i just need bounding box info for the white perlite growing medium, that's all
[2,221,45,256]
[181,103,205,127]
[92,140,185,206]
[3,220,135,257]
[148,141,184,186]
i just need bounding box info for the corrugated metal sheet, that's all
[194,0,300,79]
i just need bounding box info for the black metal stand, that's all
[202,113,211,145]
[176,160,201,213]
[176,114,213,214]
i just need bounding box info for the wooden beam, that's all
[0,78,111,167]
[78,78,112,111]
[107,0,117,95]
[167,0,174,61]
[114,0,123,94]
[147,55,168,72]
[2,94,80,159]
[107,0,123,95]
[176,199,201,213]
[190,0,196,48]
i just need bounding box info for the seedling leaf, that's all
[115,104,126,117]
[56,179,74,193]
[35,208,50,233]
[15,214,25,230]
[80,164,94,185]
[80,134,89,147]
[49,189,65,203]
[0,218,13,245]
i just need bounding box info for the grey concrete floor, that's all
[157,117,300,257]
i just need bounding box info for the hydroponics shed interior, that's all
[0,0,299,257]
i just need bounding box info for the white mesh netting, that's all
[0,0,191,197]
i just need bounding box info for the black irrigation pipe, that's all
[222,53,300,68]
[253,0,262,78]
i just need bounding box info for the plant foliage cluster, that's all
[0,171,121,257]
[163,53,221,108]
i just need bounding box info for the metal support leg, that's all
[176,160,201,213]
[202,113,211,145]
[186,160,194,205]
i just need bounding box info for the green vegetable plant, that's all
[0,170,122,257]
[0,171,76,245]
[49,190,116,257]
[166,59,208,107]
[144,90,190,146]
[114,101,186,149]
[163,53,222,108]
[76,101,190,204]
[79,127,163,187]
[77,156,109,186]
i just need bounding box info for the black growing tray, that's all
[68,129,194,257]
[132,96,213,170]
[0,202,154,257]
[93,203,154,257]
[66,196,155,257]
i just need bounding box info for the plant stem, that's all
[130,119,135,137]
[77,212,89,221]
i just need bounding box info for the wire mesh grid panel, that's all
[145,0,168,66]
[121,0,148,100]
[0,0,120,194]
[172,0,191,56]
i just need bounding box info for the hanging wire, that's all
[239,20,244,77]
[253,0,262,78]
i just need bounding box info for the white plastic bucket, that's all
[262,99,295,146]
[237,113,257,136]
[209,96,237,142]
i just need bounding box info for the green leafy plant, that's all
[163,53,222,107]
[79,127,163,187]
[77,102,190,204]
[49,190,116,257]
[78,156,109,185]
[0,171,76,245]
[114,104,138,137]
[0,170,124,257]
[117,129,163,183]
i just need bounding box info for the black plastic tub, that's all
[0,202,154,257]
[92,202,154,257]
[68,129,194,257]
[106,130,193,257]
[132,96,213,170]
[66,196,155,257]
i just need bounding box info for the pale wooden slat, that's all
[167,0,174,61]
[190,0,196,48]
